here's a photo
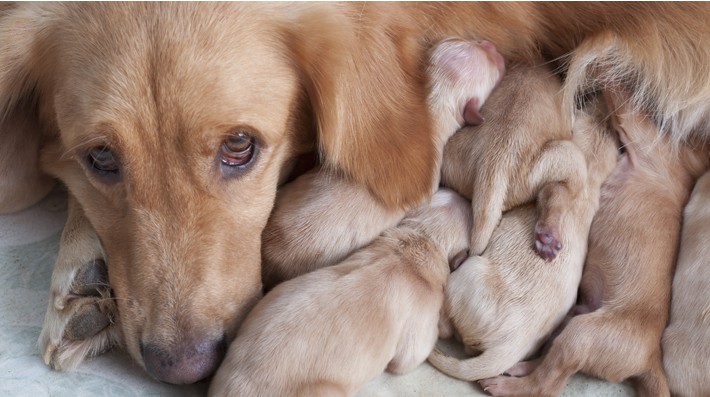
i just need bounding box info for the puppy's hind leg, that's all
[39,194,118,370]
[470,170,507,256]
[527,140,586,261]
[632,356,669,397]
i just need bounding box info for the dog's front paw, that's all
[39,259,119,370]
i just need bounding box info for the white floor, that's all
[0,188,634,396]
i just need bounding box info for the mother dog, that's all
[1,2,709,384]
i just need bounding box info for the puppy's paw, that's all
[534,226,562,261]
[478,376,523,396]
[39,259,119,371]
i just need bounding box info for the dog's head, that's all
[0,3,436,383]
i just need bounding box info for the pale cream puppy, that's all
[209,189,471,397]
[662,169,710,397]
[262,37,504,287]
[441,63,584,260]
[479,90,710,397]
[429,98,618,381]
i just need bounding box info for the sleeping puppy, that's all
[428,97,618,382]
[440,63,582,260]
[478,90,710,397]
[262,37,504,288]
[662,170,710,397]
[209,189,470,397]
[261,167,407,288]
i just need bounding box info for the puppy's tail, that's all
[427,344,524,382]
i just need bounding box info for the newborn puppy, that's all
[210,189,471,397]
[261,168,406,288]
[428,98,618,382]
[479,90,710,397]
[441,63,584,260]
[262,38,504,287]
[662,169,710,397]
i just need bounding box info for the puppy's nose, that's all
[141,336,227,384]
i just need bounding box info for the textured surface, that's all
[0,188,633,396]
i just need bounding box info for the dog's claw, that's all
[39,259,118,371]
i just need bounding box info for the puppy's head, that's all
[0,3,438,383]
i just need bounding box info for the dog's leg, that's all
[632,356,670,397]
[479,310,669,397]
[38,194,119,370]
[469,170,507,256]
[527,140,586,261]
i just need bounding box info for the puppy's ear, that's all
[286,9,436,210]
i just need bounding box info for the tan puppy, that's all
[209,189,471,397]
[441,63,583,260]
[662,170,710,397]
[261,168,406,288]
[262,38,504,287]
[429,98,618,382]
[479,90,710,397]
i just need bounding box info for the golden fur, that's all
[429,94,619,382]
[440,63,581,260]
[262,37,503,288]
[2,2,710,383]
[479,90,710,397]
[261,167,406,288]
[662,170,710,397]
[209,190,470,397]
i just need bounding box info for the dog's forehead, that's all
[52,3,299,148]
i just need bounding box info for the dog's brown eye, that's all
[86,146,119,176]
[220,132,255,167]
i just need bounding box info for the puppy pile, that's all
[223,38,710,397]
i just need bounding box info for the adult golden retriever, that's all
[1,2,709,385]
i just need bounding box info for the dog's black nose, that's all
[140,336,227,384]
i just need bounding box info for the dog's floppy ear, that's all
[0,4,58,212]
[0,4,52,120]
[286,8,436,210]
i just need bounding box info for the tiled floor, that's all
[0,188,634,396]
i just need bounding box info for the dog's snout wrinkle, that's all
[141,336,227,384]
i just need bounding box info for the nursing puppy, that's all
[441,63,582,260]
[261,168,406,288]
[479,90,710,397]
[209,189,470,397]
[429,98,618,382]
[662,170,710,397]
[262,38,504,287]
